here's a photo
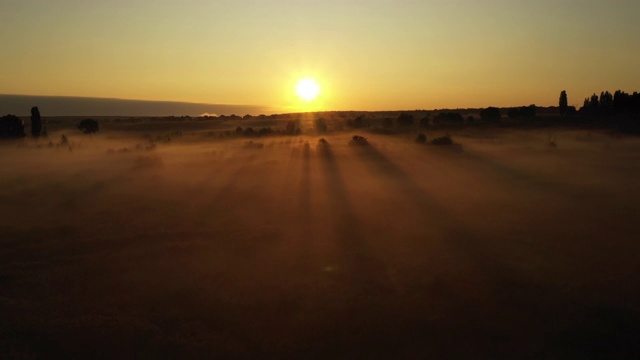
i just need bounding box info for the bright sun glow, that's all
[295,78,320,101]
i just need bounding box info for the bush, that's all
[78,118,99,134]
[0,114,25,138]
[435,112,464,124]
[349,135,368,146]
[480,107,501,122]
[430,134,453,145]
[416,133,427,143]
[315,118,327,133]
[397,113,414,126]
[507,108,521,118]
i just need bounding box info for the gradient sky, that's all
[1,0,639,112]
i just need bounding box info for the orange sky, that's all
[1,0,639,112]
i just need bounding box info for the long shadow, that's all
[297,142,312,218]
[200,157,255,216]
[317,143,395,294]
[349,142,584,353]
[458,147,569,193]
[350,143,536,287]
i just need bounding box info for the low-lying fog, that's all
[2,128,639,358]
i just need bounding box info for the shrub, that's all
[349,135,368,146]
[430,134,453,145]
[480,107,501,122]
[315,118,327,133]
[435,112,464,124]
[397,113,414,126]
[0,114,25,138]
[416,133,427,143]
[78,118,99,134]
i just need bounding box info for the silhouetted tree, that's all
[590,94,599,110]
[508,108,521,119]
[30,106,42,137]
[235,126,243,134]
[315,118,327,133]
[434,112,464,124]
[559,90,568,117]
[349,135,368,146]
[480,107,501,122]
[600,91,613,116]
[349,115,365,128]
[430,134,453,145]
[397,113,414,126]
[78,118,99,134]
[520,105,537,118]
[285,121,297,134]
[613,90,630,115]
[0,114,26,138]
[243,127,255,136]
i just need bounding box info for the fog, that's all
[1,128,640,358]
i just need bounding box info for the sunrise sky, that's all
[1,0,639,113]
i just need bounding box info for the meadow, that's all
[1,118,640,358]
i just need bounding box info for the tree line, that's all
[0,106,99,139]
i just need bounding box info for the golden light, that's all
[295,78,320,102]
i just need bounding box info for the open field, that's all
[1,124,640,358]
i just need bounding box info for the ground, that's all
[1,124,640,359]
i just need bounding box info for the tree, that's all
[397,113,414,126]
[520,105,537,118]
[507,108,521,119]
[285,120,297,134]
[78,118,99,134]
[600,91,613,116]
[434,112,463,124]
[480,107,501,122]
[559,90,568,117]
[31,106,42,137]
[0,114,26,138]
[315,118,327,133]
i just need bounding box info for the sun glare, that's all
[295,78,320,102]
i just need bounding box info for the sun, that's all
[295,78,320,102]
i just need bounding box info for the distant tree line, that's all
[579,90,640,118]
[1,106,101,140]
[570,90,640,132]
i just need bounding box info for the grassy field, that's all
[1,121,640,358]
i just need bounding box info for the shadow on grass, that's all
[317,143,395,294]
